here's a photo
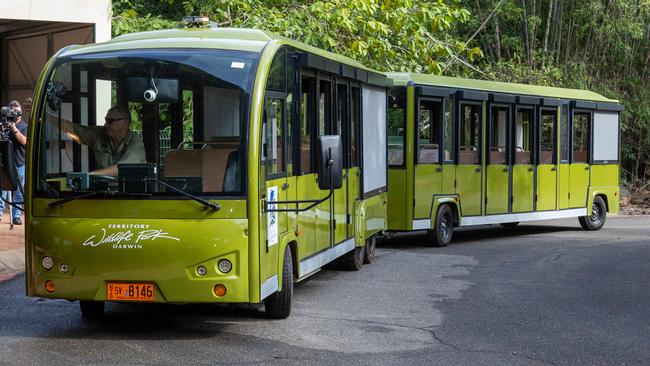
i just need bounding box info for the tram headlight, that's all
[41,256,54,271]
[196,266,207,276]
[59,263,69,273]
[218,259,232,274]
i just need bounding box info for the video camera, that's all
[0,106,21,139]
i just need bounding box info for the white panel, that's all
[593,112,619,161]
[204,87,239,138]
[95,79,112,126]
[460,208,587,226]
[362,85,387,194]
[260,274,279,300]
[299,239,355,278]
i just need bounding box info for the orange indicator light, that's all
[45,280,56,293]
[214,284,227,297]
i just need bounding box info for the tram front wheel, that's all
[264,246,293,319]
[579,196,607,231]
[428,204,454,247]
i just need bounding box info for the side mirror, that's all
[0,140,18,191]
[317,135,343,190]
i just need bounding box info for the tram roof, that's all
[56,27,378,73]
[387,72,619,104]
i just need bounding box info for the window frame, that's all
[538,107,558,165]
[570,109,592,164]
[487,103,511,165]
[415,96,443,165]
[512,104,536,165]
[457,100,483,165]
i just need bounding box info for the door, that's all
[511,106,535,212]
[414,98,443,219]
[569,110,591,207]
[347,85,362,236]
[537,108,558,211]
[558,104,571,209]
[486,105,510,214]
[334,81,349,243]
[456,102,482,216]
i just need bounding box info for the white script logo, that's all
[82,224,180,249]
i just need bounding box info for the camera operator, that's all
[0,100,28,225]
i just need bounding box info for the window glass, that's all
[319,80,331,136]
[417,99,442,164]
[266,48,286,92]
[443,96,456,162]
[300,76,315,173]
[350,86,360,167]
[459,103,480,164]
[573,111,590,163]
[388,87,405,166]
[560,104,569,161]
[37,49,257,197]
[515,108,534,164]
[489,106,508,164]
[264,99,284,176]
[540,110,557,164]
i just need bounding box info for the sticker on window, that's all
[231,62,245,69]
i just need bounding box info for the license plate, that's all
[107,282,155,302]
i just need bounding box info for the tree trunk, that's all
[543,0,553,54]
[555,0,563,65]
[521,0,531,67]
[494,15,502,62]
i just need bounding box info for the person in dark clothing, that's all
[0,100,28,225]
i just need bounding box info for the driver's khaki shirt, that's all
[72,125,146,169]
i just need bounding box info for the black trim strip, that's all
[517,95,541,105]
[572,100,597,109]
[491,94,516,104]
[596,102,624,111]
[418,86,452,98]
[542,98,562,106]
[457,90,487,101]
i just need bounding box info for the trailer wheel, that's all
[428,204,453,247]
[338,245,365,271]
[579,196,607,231]
[79,301,104,320]
[363,236,376,264]
[264,247,293,319]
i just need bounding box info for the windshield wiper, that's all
[143,177,220,211]
[48,188,152,208]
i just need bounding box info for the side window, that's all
[388,87,406,166]
[488,106,508,164]
[267,48,286,92]
[350,86,360,167]
[539,109,557,164]
[443,96,456,162]
[514,107,534,164]
[264,98,285,176]
[459,103,481,164]
[319,79,331,136]
[417,99,442,164]
[560,104,569,162]
[300,76,316,174]
[572,111,590,163]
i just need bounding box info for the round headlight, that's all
[196,266,207,276]
[218,259,232,274]
[59,263,69,273]
[41,256,54,270]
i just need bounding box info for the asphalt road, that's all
[0,216,648,365]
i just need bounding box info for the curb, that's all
[0,248,25,283]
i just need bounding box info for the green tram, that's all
[13,22,390,318]
[385,73,622,245]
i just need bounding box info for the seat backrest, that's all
[164,150,203,177]
[418,144,439,164]
[202,145,236,192]
[223,150,240,192]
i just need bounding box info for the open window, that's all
[539,109,557,164]
[572,111,590,163]
[514,107,534,164]
[417,99,442,164]
[459,103,481,164]
[489,106,509,164]
[388,87,406,166]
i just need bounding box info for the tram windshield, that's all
[34,49,258,199]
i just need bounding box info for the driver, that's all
[51,105,146,176]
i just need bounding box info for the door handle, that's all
[436,167,443,172]
[475,167,482,173]
[585,166,591,170]
[503,167,509,172]
[528,167,534,172]
[282,183,289,190]
[551,166,557,171]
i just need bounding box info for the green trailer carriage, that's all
[386,73,622,245]
[20,22,389,319]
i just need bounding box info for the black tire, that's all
[500,222,520,228]
[264,247,293,319]
[428,204,453,247]
[579,196,607,231]
[363,236,376,264]
[338,245,365,271]
[79,301,105,320]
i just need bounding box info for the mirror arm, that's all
[265,190,332,213]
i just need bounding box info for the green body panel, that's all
[405,86,416,227]
[558,164,571,209]
[589,165,620,214]
[295,174,319,257]
[569,164,590,207]
[512,165,534,212]
[347,167,361,236]
[28,217,250,302]
[456,165,482,216]
[387,168,408,230]
[261,177,287,289]
[486,165,509,214]
[334,172,349,244]
[442,165,456,196]
[355,192,388,245]
[414,164,442,219]
[537,165,558,211]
